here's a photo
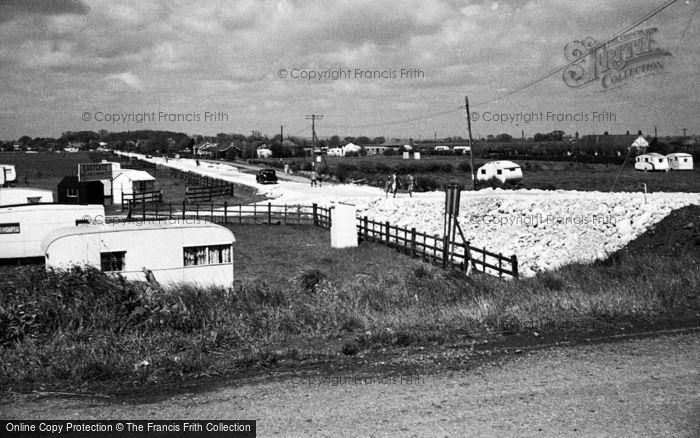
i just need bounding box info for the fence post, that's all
[312,203,318,227]
[482,249,486,273]
[268,202,272,224]
[239,204,242,224]
[364,216,369,240]
[141,197,146,220]
[224,201,228,224]
[463,240,471,272]
[498,253,503,278]
[196,204,199,220]
[442,234,448,268]
[284,204,287,225]
[253,203,257,223]
[155,202,159,220]
[169,202,172,219]
[411,228,416,257]
[210,203,214,222]
[511,255,518,278]
[182,200,186,219]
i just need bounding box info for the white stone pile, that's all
[344,189,700,277]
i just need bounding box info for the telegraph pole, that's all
[465,96,476,190]
[305,114,325,170]
[305,114,323,148]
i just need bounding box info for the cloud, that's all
[0,0,89,23]
[0,0,697,139]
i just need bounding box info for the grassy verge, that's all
[1,225,698,391]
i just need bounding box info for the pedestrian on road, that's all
[384,176,391,198]
[196,158,200,167]
[407,172,414,197]
[391,172,398,198]
[311,169,318,187]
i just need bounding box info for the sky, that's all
[0,0,698,141]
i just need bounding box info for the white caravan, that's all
[476,161,523,184]
[635,153,669,171]
[666,153,693,170]
[0,203,105,259]
[0,188,54,206]
[42,220,235,288]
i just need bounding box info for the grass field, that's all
[0,151,265,207]
[1,222,698,391]
[253,155,700,193]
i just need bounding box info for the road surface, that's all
[3,331,698,437]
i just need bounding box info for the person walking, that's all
[391,172,398,198]
[407,171,414,197]
[310,169,318,187]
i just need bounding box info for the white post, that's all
[331,203,358,248]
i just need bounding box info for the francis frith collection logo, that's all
[563,28,672,90]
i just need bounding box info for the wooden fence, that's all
[121,159,157,170]
[122,190,163,210]
[357,216,518,279]
[126,202,515,278]
[129,201,331,227]
[167,167,232,188]
[185,184,234,203]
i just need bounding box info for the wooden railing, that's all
[185,184,234,203]
[129,201,331,227]
[122,190,163,209]
[127,202,516,278]
[357,216,518,278]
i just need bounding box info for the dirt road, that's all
[3,331,698,437]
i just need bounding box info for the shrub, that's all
[457,161,472,173]
[415,175,440,191]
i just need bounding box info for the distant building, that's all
[365,145,391,155]
[195,141,218,157]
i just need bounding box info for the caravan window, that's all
[184,245,231,266]
[496,169,502,175]
[0,223,20,234]
[480,169,486,175]
[101,251,126,272]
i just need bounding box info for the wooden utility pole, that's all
[305,114,325,170]
[465,96,476,190]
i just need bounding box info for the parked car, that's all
[256,169,278,184]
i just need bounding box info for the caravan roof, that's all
[41,220,234,253]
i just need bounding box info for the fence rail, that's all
[129,201,331,227]
[122,190,163,210]
[127,202,516,278]
[357,216,518,279]
[121,158,157,170]
[185,184,234,203]
[167,167,233,188]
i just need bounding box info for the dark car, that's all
[256,168,278,184]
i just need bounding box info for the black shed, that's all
[57,176,104,204]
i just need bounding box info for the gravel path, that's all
[4,332,699,437]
